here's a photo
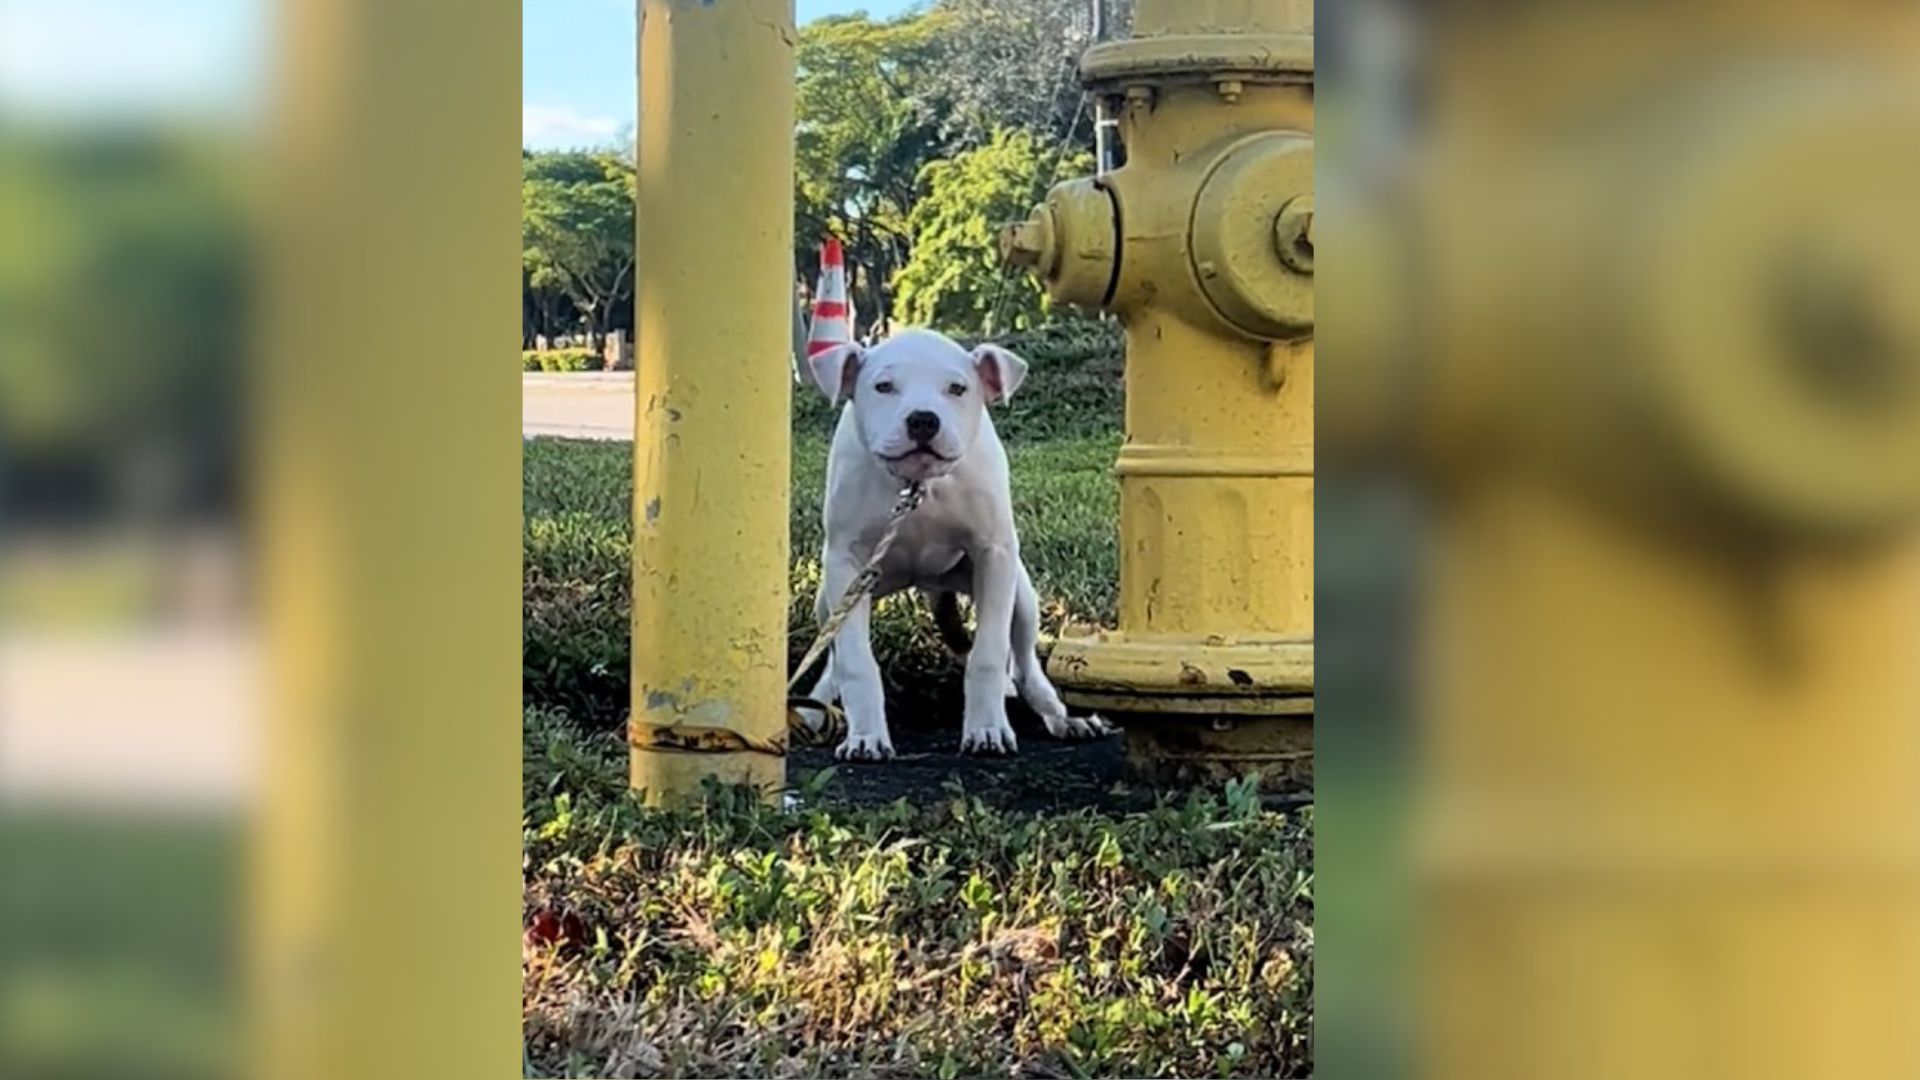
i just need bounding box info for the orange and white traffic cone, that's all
[804,238,855,374]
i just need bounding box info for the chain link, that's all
[788,481,928,701]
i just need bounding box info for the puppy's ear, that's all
[972,344,1030,406]
[808,343,864,406]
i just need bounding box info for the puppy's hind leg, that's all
[960,548,1020,756]
[1012,565,1112,741]
[928,588,1017,698]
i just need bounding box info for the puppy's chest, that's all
[871,507,974,587]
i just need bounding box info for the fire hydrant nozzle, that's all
[1003,180,1120,313]
[999,214,1053,275]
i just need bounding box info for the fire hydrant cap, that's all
[1190,131,1314,340]
[1633,87,1920,537]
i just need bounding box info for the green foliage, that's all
[521,719,1314,1078]
[793,13,950,330]
[519,5,1106,344]
[894,129,1093,334]
[523,348,600,374]
[0,133,242,514]
[523,151,635,339]
[923,0,1105,147]
[524,446,634,723]
[785,2,1098,336]
[525,326,1124,729]
[5,816,241,1078]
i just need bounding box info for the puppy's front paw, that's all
[960,713,1019,756]
[1041,710,1116,741]
[835,730,895,761]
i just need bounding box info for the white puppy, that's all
[803,328,1113,760]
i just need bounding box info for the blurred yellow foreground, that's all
[1324,1,1920,1077]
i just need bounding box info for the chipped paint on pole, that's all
[630,0,797,804]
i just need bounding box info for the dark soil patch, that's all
[790,722,1143,814]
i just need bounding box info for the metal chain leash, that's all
[786,481,928,744]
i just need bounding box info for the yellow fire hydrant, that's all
[1004,0,1315,783]
[1321,7,1920,1077]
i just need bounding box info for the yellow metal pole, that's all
[1005,0,1315,784]
[630,0,796,803]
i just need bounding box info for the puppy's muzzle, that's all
[904,410,941,445]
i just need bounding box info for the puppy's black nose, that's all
[905,410,941,444]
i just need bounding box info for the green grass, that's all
[523,323,1127,730]
[522,709,1314,1079]
[3,816,240,1079]
[524,323,1314,1076]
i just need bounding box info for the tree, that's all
[0,132,244,520]
[893,128,1092,334]
[789,5,1108,336]
[793,13,952,335]
[924,0,1109,149]
[522,150,635,344]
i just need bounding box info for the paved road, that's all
[523,372,635,441]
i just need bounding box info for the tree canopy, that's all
[523,0,1101,344]
[894,128,1092,333]
[522,150,635,343]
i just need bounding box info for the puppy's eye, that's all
[947,382,969,397]
[873,380,897,395]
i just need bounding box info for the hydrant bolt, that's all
[1276,196,1314,275]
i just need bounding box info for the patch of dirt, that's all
[790,720,1150,814]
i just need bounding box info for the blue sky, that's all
[0,0,263,122]
[525,0,924,150]
[0,1,909,142]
